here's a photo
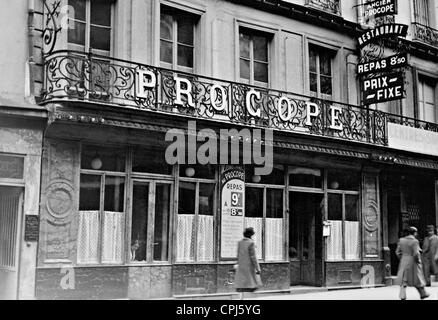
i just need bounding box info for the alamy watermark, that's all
[164,121,274,175]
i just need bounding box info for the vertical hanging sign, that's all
[220,167,245,259]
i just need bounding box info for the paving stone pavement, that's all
[251,283,438,300]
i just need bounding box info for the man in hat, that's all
[396,226,430,300]
[422,225,438,286]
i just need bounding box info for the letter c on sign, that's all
[246,89,261,118]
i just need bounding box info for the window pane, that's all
[321,76,332,95]
[319,53,331,76]
[153,184,171,261]
[328,193,342,221]
[309,47,317,73]
[199,183,215,216]
[69,0,86,21]
[345,195,359,221]
[91,0,111,26]
[178,182,196,214]
[104,177,125,212]
[81,145,126,172]
[180,164,215,179]
[177,44,193,68]
[239,33,250,59]
[253,35,268,62]
[240,59,250,80]
[132,147,172,175]
[328,169,360,191]
[68,20,86,46]
[160,40,173,64]
[79,174,101,210]
[289,167,322,188]
[0,155,24,179]
[245,165,284,185]
[160,13,173,40]
[177,16,194,45]
[309,73,318,93]
[254,62,268,83]
[266,189,283,218]
[90,26,111,51]
[245,187,263,218]
[131,183,148,262]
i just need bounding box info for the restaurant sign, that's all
[363,72,404,104]
[220,168,245,259]
[357,53,407,76]
[358,24,408,47]
[363,0,398,19]
[388,123,438,157]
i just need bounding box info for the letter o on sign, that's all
[210,84,227,111]
[277,96,292,122]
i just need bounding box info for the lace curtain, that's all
[197,214,214,261]
[101,211,124,264]
[176,214,195,261]
[77,211,99,264]
[265,218,283,261]
[345,221,360,260]
[245,217,263,259]
[327,220,343,261]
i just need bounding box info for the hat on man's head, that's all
[243,227,255,238]
[408,226,418,234]
[427,225,435,231]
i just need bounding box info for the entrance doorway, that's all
[130,180,172,263]
[289,192,324,286]
[0,186,23,300]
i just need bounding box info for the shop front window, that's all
[326,169,360,261]
[176,165,216,262]
[245,165,285,261]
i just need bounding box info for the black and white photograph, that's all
[1,0,438,311]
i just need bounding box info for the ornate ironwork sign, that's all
[41,50,388,146]
[357,53,407,76]
[42,0,62,56]
[363,72,404,104]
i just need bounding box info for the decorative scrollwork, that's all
[305,0,341,15]
[42,0,62,56]
[411,23,438,48]
[41,50,438,147]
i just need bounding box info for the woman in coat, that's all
[235,227,261,299]
[396,226,429,300]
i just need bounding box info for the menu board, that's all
[220,168,245,259]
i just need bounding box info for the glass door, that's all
[130,180,172,263]
[289,191,324,286]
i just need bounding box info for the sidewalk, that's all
[251,283,438,300]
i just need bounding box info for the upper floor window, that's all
[413,0,431,26]
[160,7,196,71]
[239,28,270,86]
[309,44,334,98]
[418,75,437,123]
[68,0,113,55]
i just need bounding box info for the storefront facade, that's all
[25,0,438,299]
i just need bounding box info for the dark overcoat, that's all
[396,235,426,287]
[235,238,261,290]
[422,234,438,275]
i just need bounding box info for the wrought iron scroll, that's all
[42,0,62,56]
[411,23,438,48]
[41,50,393,146]
[305,0,341,15]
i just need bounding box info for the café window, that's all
[417,75,437,123]
[68,0,113,54]
[245,165,285,261]
[309,44,334,98]
[176,164,216,262]
[289,167,322,189]
[78,145,127,265]
[160,7,197,71]
[239,28,270,86]
[326,169,361,261]
[413,0,431,26]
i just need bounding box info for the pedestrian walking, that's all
[396,226,430,300]
[235,227,262,300]
[422,225,438,286]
